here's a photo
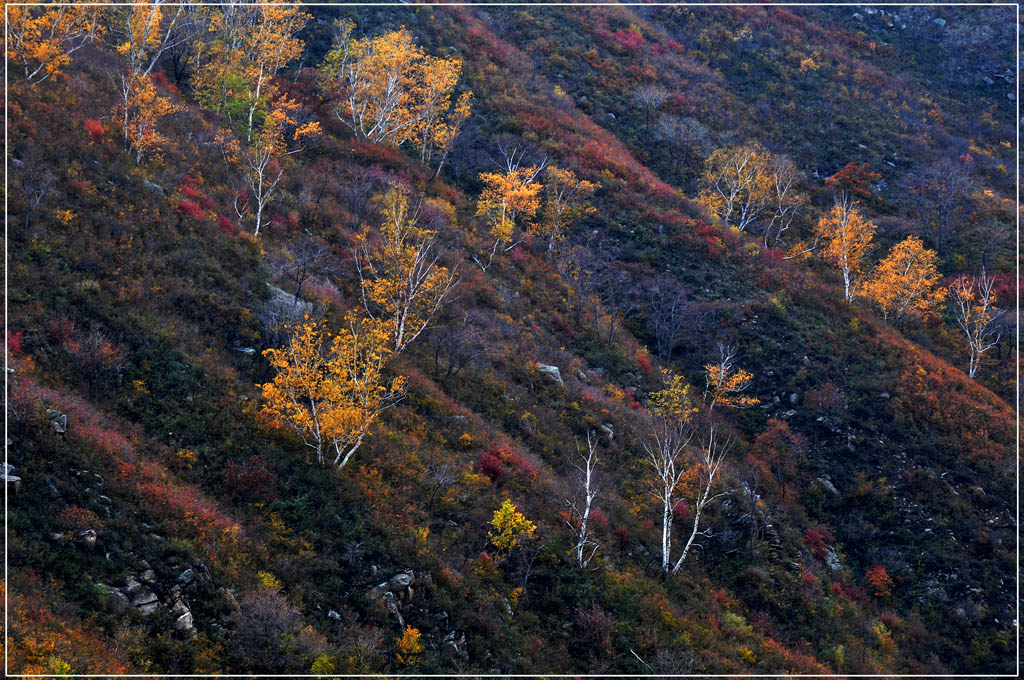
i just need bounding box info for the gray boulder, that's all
[825,546,843,572]
[75,529,98,549]
[47,409,67,434]
[537,363,563,385]
[99,585,130,614]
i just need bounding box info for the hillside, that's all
[4,3,1017,675]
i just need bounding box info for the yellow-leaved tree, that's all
[814,199,876,301]
[261,316,405,470]
[218,98,321,236]
[698,144,773,232]
[7,3,103,84]
[488,499,537,558]
[192,2,309,143]
[704,343,759,410]
[859,236,947,324]
[643,371,697,575]
[319,21,472,175]
[356,186,459,354]
[110,0,188,162]
[475,164,545,270]
[948,271,1004,379]
[537,166,598,254]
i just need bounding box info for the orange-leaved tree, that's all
[7,3,104,84]
[355,186,459,353]
[814,199,876,302]
[261,315,405,470]
[119,76,180,164]
[859,236,946,324]
[948,271,1004,379]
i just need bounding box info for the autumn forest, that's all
[4,1,1018,675]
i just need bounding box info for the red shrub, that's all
[59,506,103,531]
[588,506,608,530]
[611,527,632,550]
[803,524,834,561]
[635,348,654,378]
[553,314,574,339]
[612,27,645,50]
[47,317,76,344]
[476,444,537,485]
[217,214,238,234]
[476,451,505,484]
[801,570,820,586]
[83,118,105,143]
[177,199,205,220]
[7,331,24,356]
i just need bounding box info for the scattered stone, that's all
[143,179,165,195]
[789,393,800,405]
[177,568,195,584]
[174,611,195,634]
[75,529,98,549]
[328,609,341,621]
[537,363,563,385]
[2,472,22,492]
[825,546,842,572]
[130,588,160,615]
[140,569,156,584]
[982,76,995,86]
[932,17,946,28]
[815,477,839,496]
[878,392,891,399]
[387,571,414,592]
[600,423,614,440]
[382,590,404,628]
[47,409,67,434]
[230,346,257,356]
[99,585,130,614]
[441,630,467,659]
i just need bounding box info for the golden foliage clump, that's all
[260,316,405,470]
[357,186,458,353]
[649,372,697,424]
[117,76,180,164]
[475,166,544,269]
[488,499,537,557]
[704,346,759,409]
[814,201,876,301]
[193,1,310,141]
[7,4,103,83]
[859,236,946,323]
[536,166,598,252]
[698,145,774,232]
[320,21,472,170]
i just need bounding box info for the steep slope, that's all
[5,4,1016,675]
